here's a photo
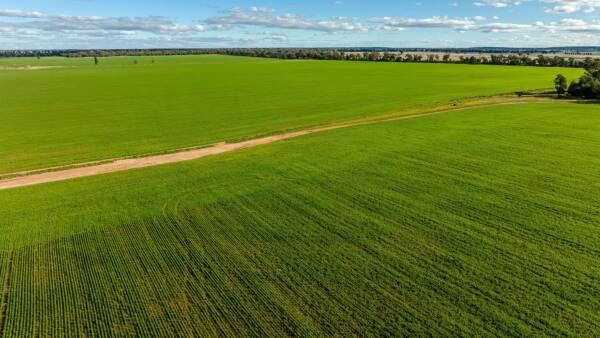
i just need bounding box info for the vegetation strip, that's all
[0,251,14,338]
[0,98,546,190]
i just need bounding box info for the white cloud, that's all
[475,17,600,33]
[555,17,600,32]
[0,11,205,37]
[473,0,522,8]
[205,7,368,32]
[542,0,600,13]
[473,0,600,13]
[477,22,532,32]
[369,16,476,30]
[0,9,48,18]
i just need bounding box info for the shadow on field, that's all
[572,99,600,105]
[517,90,599,105]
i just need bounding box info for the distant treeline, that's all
[1,48,599,68]
[213,49,596,68]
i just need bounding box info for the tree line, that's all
[555,61,600,99]
[215,49,595,68]
[1,48,598,68]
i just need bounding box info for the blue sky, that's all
[0,0,599,49]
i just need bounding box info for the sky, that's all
[0,0,599,49]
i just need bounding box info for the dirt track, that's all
[0,66,63,71]
[0,99,542,190]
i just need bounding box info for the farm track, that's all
[0,98,558,191]
[0,251,14,338]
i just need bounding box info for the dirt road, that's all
[0,99,544,190]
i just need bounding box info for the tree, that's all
[567,61,600,99]
[568,80,582,97]
[554,74,567,95]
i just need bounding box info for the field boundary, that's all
[0,251,14,338]
[0,97,572,190]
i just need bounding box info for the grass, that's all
[0,55,583,174]
[0,102,599,336]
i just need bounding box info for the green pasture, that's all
[0,102,598,336]
[0,55,582,174]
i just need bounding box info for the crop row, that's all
[0,103,599,336]
[3,181,600,336]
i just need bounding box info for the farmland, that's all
[0,55,582,174]
[0,101,599,336]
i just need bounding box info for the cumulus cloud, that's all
[205,7,368,32]
[0,10,205,36]
[555,17,600,32]
[0,9,48,18]
[475,17,600,33]
[473,0,600,13]
[473,0,522,8]
[477,22,533,32]
[369,16,476,30]
[542,0,600,13]
[371,13,600,35]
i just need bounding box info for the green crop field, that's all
[0,101,599,336]
[0,55,582,174]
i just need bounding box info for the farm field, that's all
[0,55,583,174]
[0,102,599,336]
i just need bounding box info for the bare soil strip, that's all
[0,142,226,180]
[0,99,547,191]
[0,251,14,338]
[0,66,63,71]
